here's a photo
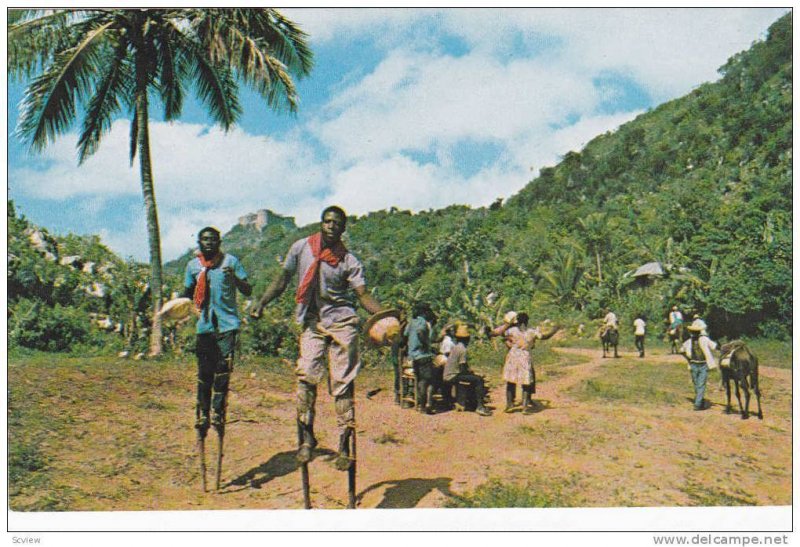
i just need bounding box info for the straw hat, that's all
[363,309,402,347]
[454,323,470,339]
[158,297,193,322]
[503,311,518,325]
[687,319,705,332]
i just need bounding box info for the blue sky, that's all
[6,7,789,261]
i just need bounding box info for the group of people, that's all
[599,308,647,358]
[181,204,721,479]
[394,304,552,417]
[396,303,493,417]
[602,305,718,412]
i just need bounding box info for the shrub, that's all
[239,313,298,359]
[9,299,89,352]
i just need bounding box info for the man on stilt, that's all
[252,206,384,507]
[183,226,251,491]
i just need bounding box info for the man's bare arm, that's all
[354,285,383,315]
[251,269,291,318]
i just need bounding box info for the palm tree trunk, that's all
[135,86,164,357]
[595,250,603,283]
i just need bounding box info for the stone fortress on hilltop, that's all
[237,209,296,231]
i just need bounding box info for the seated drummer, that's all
[433,324,455,407]
[443,324,492,417]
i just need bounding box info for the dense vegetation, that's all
[9,14,791,355]
[8,201,153,353]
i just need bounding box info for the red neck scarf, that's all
[296,232,348,304]
[194,251,225,310]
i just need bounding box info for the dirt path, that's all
[9,346,792,512]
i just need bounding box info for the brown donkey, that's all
[719,341,764,420]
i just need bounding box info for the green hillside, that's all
[169,13,791,341]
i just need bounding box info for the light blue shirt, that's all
[184,254,248,334]
[404,315,433,362]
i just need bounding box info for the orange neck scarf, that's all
[295,232,347,305]
[194,251,225,310]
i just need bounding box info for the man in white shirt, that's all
[680,320,718,411]
[633,315,646,358]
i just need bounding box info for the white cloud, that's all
[524,8,787,101]
[12,120,327,205]
[289,7,787,101]
[319,153,528,217]
[315,49,598,163]
[281,8,428,46]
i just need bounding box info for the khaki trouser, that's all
[295,317,360,435]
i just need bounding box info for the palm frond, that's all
[187,8,311,112]
[236,33,299,112]
[162,18,241,128]
[17,20,115,151]
[78,40,132,163]
[192,58,242,129]
[8,10,111,79]
[264,9,314,75]
[7,8,44,25]
[155,23,186,121]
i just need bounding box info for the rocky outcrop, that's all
[237,208,296,231]
[24,228,58,261]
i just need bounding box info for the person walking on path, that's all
[634,315,647,358]
[251,206,384,470]
[680,319,718,411]
[404,302,437,414]
[489,311,539,414]
[182,226,252,489]
[443,324,492,417]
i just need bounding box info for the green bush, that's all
[239,312,299,359]
[9,299,90,352]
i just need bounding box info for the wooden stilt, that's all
[347,427,357,509]
[197,432,207,492]
[214,426,224,490]
[297,421,312,509]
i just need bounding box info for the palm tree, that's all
[577,212,615,283]
[8,8,313,355]
[538,246,586,310]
